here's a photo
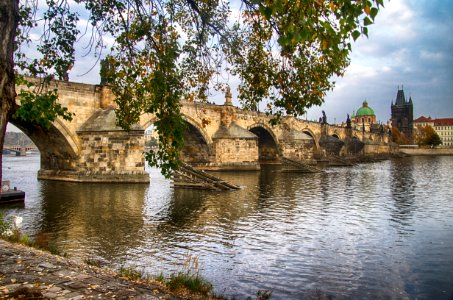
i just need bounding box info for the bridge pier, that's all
[189,104,261,171]
[279,129,316,162]
[37,109,149,183]
[209,122,260,170]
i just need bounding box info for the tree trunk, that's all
[0,0,19,187]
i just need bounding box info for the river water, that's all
[2,154,453,299]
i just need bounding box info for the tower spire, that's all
[395,86,406,106]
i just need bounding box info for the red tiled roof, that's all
[414,116,433,123]
[414,116,434,123]
[434,118,453,126]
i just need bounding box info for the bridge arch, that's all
[9,117,80,171]
[142,114,212,146]
[181,115,213,146]
[247,123,280,162]
[302,128,320,150]
[331,133,340,140]
[142,114,213,164]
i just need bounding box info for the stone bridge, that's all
[12,79,392,183]
[3,146,37,156]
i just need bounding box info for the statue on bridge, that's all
[346,114,351,129]
[320,110,327,125]
[224,85,233,106]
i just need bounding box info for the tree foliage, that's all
[13,0,77,127]
[391,127,411,145]
[414,125,442,147]
[8,0,384,177]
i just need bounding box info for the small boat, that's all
[1,181,25,205]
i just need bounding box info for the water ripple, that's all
[3,156,453,299]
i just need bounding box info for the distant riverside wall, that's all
[363,143,398,155]
[399,148,453,156]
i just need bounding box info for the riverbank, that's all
[0,239,194,299]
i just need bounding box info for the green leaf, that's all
[362,27,368,37]
[260,6,273,20]
[274,0,284,12]
[277,35,288,46]
[363,17,373,26]
[352,30,361,41]
[299,29,309,41]
[370,7,379,20]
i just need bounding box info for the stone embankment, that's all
[399,147,453,156]
[0,239,180,299]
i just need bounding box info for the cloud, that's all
[62,0,453,124]
[419,50,445,62]
[308,0,453,123]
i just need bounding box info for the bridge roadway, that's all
[11,78,393,183]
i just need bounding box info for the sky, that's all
[8,0,453,132]
[307,0,453,124]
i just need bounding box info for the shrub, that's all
[119,266,144,281]
[166,271,213,295]
[0,211,12,236]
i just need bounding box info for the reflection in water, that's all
[2,155,453,299]
[38,180,147,261]
[390,158,416,230]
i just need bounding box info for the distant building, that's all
[414,116,453,147]
[413,116,434,128]
[351,100,377,132]
[391,87,413,140]
[434,119,453,147]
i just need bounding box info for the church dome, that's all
[355,101,375,117]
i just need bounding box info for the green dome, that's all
[355,100,375,117]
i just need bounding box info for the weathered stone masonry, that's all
[36,108,149,183]
[13,79,393,183]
